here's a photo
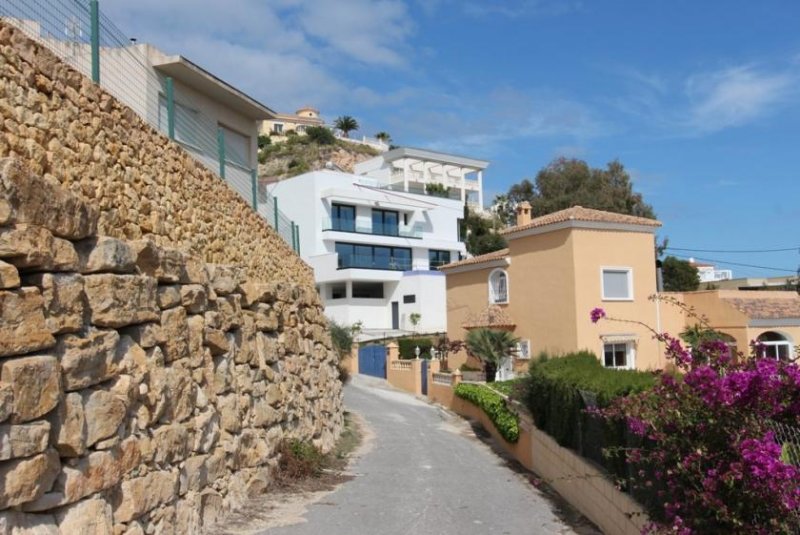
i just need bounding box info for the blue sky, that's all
[102,0,800,278]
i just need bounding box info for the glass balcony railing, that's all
[337,254,412,271]
[322,217,422,239]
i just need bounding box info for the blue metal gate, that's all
[421,359,428,395]
[358,345,386,378]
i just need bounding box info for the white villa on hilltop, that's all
[269,148,489,338]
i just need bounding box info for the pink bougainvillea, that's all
[593,300,800,534]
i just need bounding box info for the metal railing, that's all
[321,217,422,239]
[1,0,300,252]
[337,254,412,271]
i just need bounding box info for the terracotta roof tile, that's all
[723,297,800,320]
[501,206,661,235]
[439,248,509,270]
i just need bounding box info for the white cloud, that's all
[684,66,795,133]
[100,0,416,110]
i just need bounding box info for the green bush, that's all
[522,351,656,475]
[398,337,433,359]
[306,126,336,145]
[455,383,519,443]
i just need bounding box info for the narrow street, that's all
[262,377,590,535]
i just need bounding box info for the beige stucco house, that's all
[441,203,800,373]
[261,106,325,139]
[441,203,665,371]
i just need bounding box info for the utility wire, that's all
[669,254,797,274]
[666,246,799,254]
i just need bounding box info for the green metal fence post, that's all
[296,226,300,255]
[273,197,279,234]
[291,222,297,252]
[250,169,258,209]
[165,77,175,140]
[217,128,225,179]
[90,0,100,83]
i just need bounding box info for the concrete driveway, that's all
[261,376,591,535]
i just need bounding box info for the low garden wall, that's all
[423,372,647,535]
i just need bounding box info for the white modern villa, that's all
[354,147,489,212]
[269,148,487,337]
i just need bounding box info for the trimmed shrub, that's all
[455,383,519,443]
[521,351,656,476]
[306,126,335,145]
[398,337,433,359]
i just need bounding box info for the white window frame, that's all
[602,341,635,370]
[600,266,634,301]
[757,332,794,362]
[488,268,509,304]
[516,339,531,360]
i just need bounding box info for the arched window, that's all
[757,331,794,362]
[488,269,508,304]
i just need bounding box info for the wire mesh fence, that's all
[1,0,298,252]
[770,420,800,467]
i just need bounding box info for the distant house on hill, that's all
[261,106,325,138]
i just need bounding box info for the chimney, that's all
[515,201,532,227]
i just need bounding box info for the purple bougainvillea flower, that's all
[590,307,606,323]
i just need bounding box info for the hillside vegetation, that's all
[259,135,380,180]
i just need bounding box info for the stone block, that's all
[180,284,207,313]
[186,315,205,368]
[0,385,12,424]
[1,355,60,423]
[46,237,79,272]
[217,394,242,433]
[156,285,181,309]
[193,410,219,454]
[22,273,85,334]
[207,264,242,295]
[0,224,54,269]
[119,322,165,349]
[149,368,195,424]
[0,260,20,289]
[82,388,126,447]
[240,282,276,307]
[179,256,208,286]
[232,429,270,469]
[252,304,279,332]
[113,470,178,523]
[160,306,189,362]
[84,274,158,328]
[152,424,189,465]
[0,158,97,239]
[57,330,121,391]
[74,236,135,274]
[129,240,183,283]
[58,437,140,504]
[180,455,209,494]
[0,449,60,509]
[203,327,229,356]
[49,392,86,457]
[0,511,58,534]
[0,287,55,357]
[0,421,50,461]
[56,497,113,535]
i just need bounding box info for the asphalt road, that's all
[262,376,585,535]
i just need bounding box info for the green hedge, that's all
[454,383,519,443]
[522,351,656,476]
[398,337,433,359]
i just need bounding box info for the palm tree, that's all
[334,116,359,138]
[465,328,519,382]
[375,131,392,144]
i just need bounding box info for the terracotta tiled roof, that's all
[438,248,509,270]
[462,305,516,330]
[500,206,661,235]
[724,297,800,320]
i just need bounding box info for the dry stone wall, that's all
[0,158,343,533]
[0,20,312,286]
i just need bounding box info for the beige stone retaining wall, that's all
[0,159,343,533]
[0,21,312,287]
